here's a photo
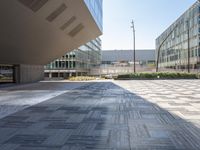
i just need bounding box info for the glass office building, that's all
[44,38,101,78]
[156,1,200,71]
[84,0,103,31]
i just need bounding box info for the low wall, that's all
[90,66,155,76]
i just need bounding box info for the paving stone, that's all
[47,122,80,129]
[43,129,72,146]
[15,145,60,150]
[0,120,34,128]
[5,134,47,145]
[0,144,19,150]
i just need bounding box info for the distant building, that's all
[102,50,155,66]
[156,1,200,72]
[92,49,156,75]
[44,38,101,79]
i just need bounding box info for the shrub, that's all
[69,76,97,81]
[0,74,3,79]
[116,72,199,80]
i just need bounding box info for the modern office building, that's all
[96,50,155,75]
[156,1,200,71]
[0,0,103,83]
[44,37,101,78]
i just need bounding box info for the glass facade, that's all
[0,65,14,83]
[156,2,200,71]
[84,0,103,31]
[44,38,101,78]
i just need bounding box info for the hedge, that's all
[116,72,199,80]
[69,76,97,81]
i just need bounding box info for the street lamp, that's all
[131,20,136,73]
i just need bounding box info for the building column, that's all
[13,64,44,83]
[49,72,52,78]
[13,65,20,83]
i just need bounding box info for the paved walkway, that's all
[0,80,200,149]
[0,81,88,119]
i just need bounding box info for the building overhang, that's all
[0,0,102,65]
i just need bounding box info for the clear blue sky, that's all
[101,0,196,50]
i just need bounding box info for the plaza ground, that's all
[0,80,200,149]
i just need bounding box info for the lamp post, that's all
[131,20,136,73]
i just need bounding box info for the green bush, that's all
[69,76,97,81]
[0,74,3,79]
[116,72,199,80]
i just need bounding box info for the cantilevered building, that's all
[156,1,200,72]
[0,0,103,83]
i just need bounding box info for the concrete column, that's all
[49,72,52,78]
[13,65,20,83]
[14,64,44,83]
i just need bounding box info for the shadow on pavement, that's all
[0,81,91,91]
[0,82,199,149]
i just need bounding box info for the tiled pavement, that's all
[0,80,200,149]
[0,81,87,119]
